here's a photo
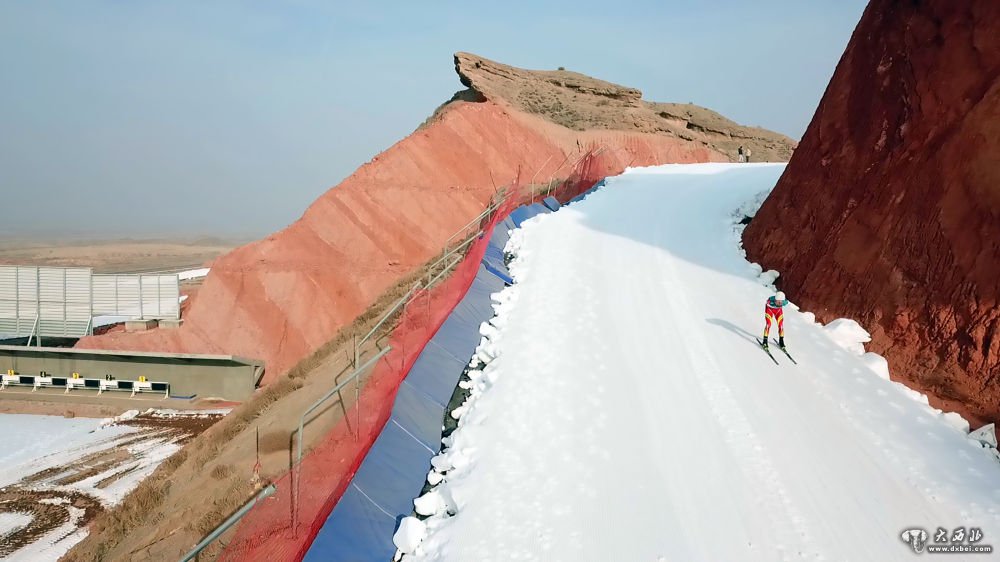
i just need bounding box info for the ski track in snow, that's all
[402,163,1000,562]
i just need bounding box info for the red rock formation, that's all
[78,53,794,386]
[743,0,1000,425]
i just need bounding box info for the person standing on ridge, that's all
[737,146,745,163]
[745,147,752,163]
[762,291,788,351]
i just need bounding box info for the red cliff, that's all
[743,1,1000,425]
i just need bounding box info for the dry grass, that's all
[162,449,188,472]
[0,239,239,273]
[210,463,235,480]
[73,478,172,561]
[258,430,291,454]
[191,475,251,535]
[185,376,303,467]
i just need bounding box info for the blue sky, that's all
[0,1,868,238]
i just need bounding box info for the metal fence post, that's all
[294,345,391,496]
[179,483,277,562]
[35,267,40,342]
[355,368,361,442]
[354,334,360,441]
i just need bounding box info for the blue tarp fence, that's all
[304,203,556,561]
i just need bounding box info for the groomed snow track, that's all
[399,164,1000,561]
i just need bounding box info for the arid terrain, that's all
[0,238,239,274]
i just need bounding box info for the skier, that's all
[762,291,787,351]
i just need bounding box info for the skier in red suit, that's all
[763,291,788,351]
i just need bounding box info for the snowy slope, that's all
[403,163,1000,561]
[0,414,135,486]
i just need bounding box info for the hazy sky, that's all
[0,1,868,239]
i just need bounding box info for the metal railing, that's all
[186,177,570,559]
[179,483,277,562]
[296,346,392,465]
[349,193,506,372]
[283,184,510,533]
[353,283,421,369]
[292,346,392,531]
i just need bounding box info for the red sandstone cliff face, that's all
[77,53,792,386]
[743,1,1000,425]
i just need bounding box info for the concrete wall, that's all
[0,345,263,401]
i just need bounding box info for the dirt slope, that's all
[77,52,795,386]
[743,1,1000,425]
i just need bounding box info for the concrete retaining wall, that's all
[0,345,263,401]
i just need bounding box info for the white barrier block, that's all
[65,378,87,393]
[131,380,153,397]
[33,377,53,392]
[98,379,119,395]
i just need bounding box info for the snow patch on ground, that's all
[823,318,872,355]
[0,415,136,488]
[177,267,210,281]
[0,407,219,560]
[146,407,232,417]
[99,409,141,428]
[6,506,87,562]
[0,512,33,536]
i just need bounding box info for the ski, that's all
[772,339,797,364]
[755,338,779,365]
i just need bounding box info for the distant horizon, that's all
[1,1,868,240]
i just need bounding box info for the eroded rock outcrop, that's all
[78,53,795,385]
[453,52,797,161]
[743,0,1000,425]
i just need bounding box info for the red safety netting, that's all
[534,147,615,204]
[218,150,611,562]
